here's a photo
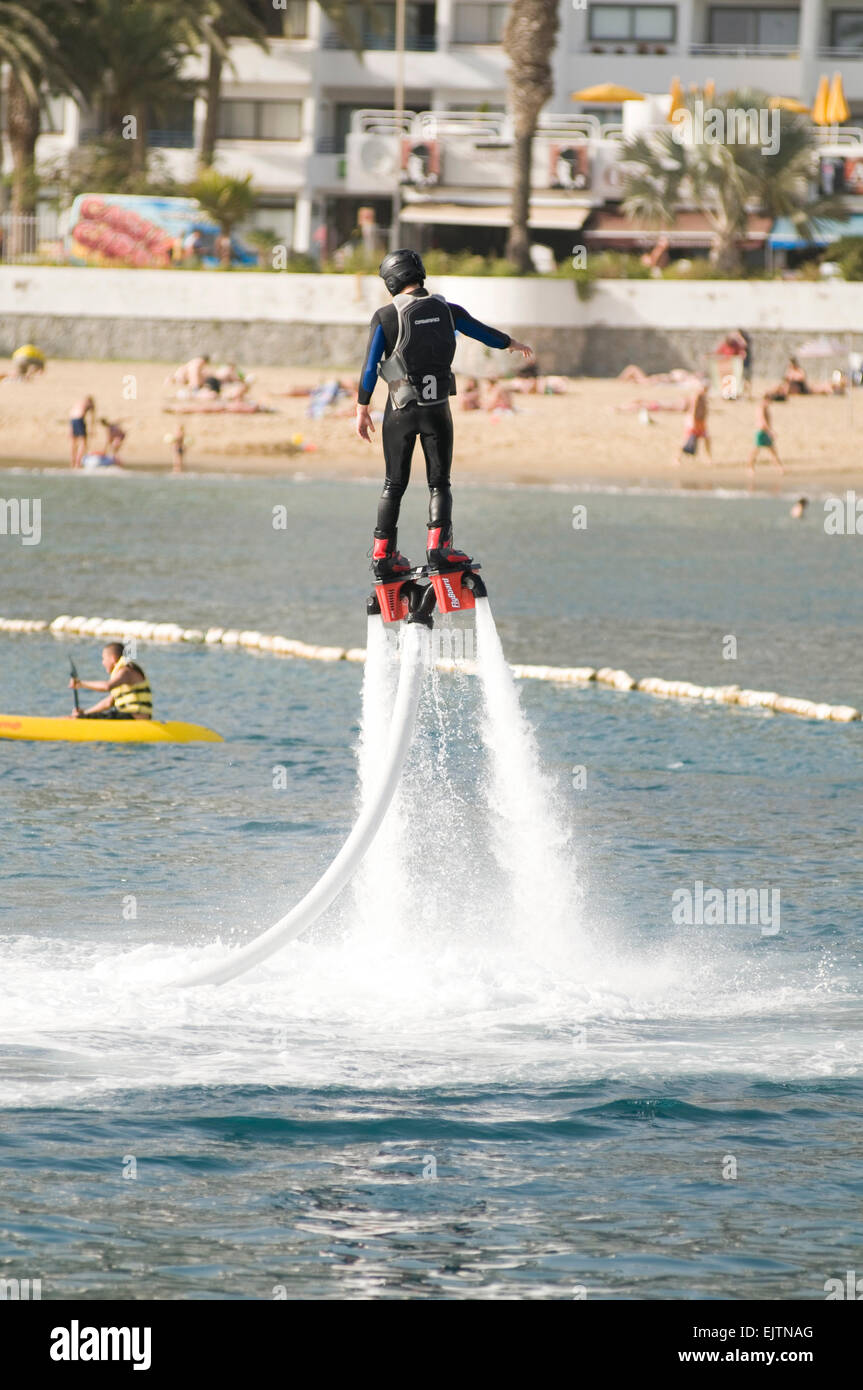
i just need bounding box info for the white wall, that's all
[4,266,863,332]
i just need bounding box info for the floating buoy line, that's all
[0,613,858,724]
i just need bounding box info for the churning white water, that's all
[1,594,857,1112]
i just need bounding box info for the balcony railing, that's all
[583,41,675,55]
[689,42,799,58]
[321,31,436,50]
[351,108,627,145]
[815,126,863,144]
[819,46,863,60]
[149,130,195,148]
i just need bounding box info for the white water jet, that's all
[474,598,580,955]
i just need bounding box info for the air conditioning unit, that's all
[345,133,400,190]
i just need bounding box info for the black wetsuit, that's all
[358,288,511,538]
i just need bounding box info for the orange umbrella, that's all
[571,83,645,103]
[826,72,849,124]
[703,79,716,104]
[811,75,830,125]
[668,76,686,121]
[769,97,810,114]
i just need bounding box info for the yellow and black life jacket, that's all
[110,658,153,717]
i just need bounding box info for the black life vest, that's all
[378,293,457,408]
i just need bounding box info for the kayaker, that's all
[69,643,153,720]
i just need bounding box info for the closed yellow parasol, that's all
[826,72,850,125]
[811,75,830,125]
[668,76,686,121]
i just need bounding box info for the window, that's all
[588,6,676,42]
[149,98,195,148]
[832,10,863,49]
[277,0,308,38]
[334,103,366,153]
[453,3,508,43]
[708,8,799,47]
[247,0,308,38]
[329,3,436,49]
[218,100,302,140]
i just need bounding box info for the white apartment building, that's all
[12,0,863,253]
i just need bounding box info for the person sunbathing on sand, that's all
[508,361,568,395]
[619,364,699,386]
[616,398,688,414]
[767,361,846,401]
[165,355,211,392]
[484,378,515,414]
[460,377,482,411]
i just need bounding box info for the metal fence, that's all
[0,209,61,263]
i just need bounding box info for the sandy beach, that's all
[1,356,859,492]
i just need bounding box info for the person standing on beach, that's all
[169,424,186,473]
[355,248,533,579]
[675,379,711,466]
[736,329,753,397]
[69,395,95,469]
[748,395,784,480]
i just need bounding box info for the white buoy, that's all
[829,705,861,722]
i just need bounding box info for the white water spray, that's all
[351,615,413,942]
[178,621,429,986]
[474,598,579,953]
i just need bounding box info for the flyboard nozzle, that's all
[406,583,437,627]
[462,571,487,599]
[367,592,382,617]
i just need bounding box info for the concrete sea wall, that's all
[3,267,862,377]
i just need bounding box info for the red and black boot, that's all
[372,532,412,583]
[426,525,474,573]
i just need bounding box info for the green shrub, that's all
[827,236,863,280]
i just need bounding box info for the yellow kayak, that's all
[0,715,222,743]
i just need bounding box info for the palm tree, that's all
[621,89,847,274]
[0,1,82,224]
[185,0,374,170]
[188,166,256,247]
[503,0,560,272]
[79,0,196,174]
[175,1,269,171]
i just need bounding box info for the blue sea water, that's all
[0,474,861,1300]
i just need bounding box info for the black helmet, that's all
[379,248,426,295]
